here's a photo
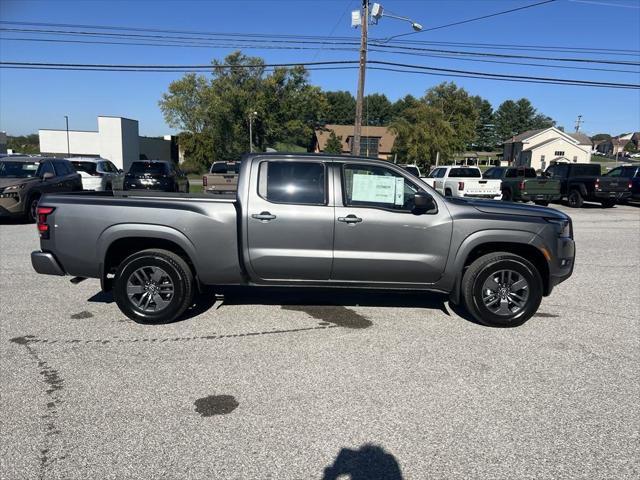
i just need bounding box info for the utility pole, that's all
[64,115,70,157]
[352,0,368,157]
[574,115,584,133]
[248,111,257,153]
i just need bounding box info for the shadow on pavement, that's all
[323,444,403,480]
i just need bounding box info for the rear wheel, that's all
[113,249,194,324]
[601,199,616,208]
[461,252,543,328]
[25,195,40,223]
[567,189,584,208]
[445,188,452,197]
[501,189,512,202]
[534,200,549,206]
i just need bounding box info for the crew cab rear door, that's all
[246,158,334,281]
[331,161,452,284]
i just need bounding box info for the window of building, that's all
[352,137,379,157]
[342,164,419,212]
[259,161,325,205]
[573,156,578,162]
[554,151,565,157]
[541,155,545,162]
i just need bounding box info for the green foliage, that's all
[323,90,356,124]
[363,93,392,126]
[494,98,555,141]
[591,133,611,142]
[324,131,343,154]
[471,96,498,150]
[624,141,637,152]
[6,134,39,154]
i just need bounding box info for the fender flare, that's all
[96,223,199,286]
[447,229,548,304]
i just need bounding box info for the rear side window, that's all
[505,169,518,178]
[211,162,240,174]
[524,168,537,178]
[572,164,600,176]
[259,161,325,205]
[38,161,55,177]
[72,161,97,175]
[52,160,71,176]
[402,166,420,177]
[448,168,481,178]
[129,162,168,175]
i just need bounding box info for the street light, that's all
[64,115,70,157]
[351,2,421,156]
[248,111,258,153]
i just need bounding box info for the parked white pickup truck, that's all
[424,166,502,199]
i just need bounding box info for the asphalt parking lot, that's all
[1,203,638,479]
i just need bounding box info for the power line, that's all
[383,0,558,41]
[2,60,637,89]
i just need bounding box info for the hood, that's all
[449,198,568,220]
[0,177,39,190]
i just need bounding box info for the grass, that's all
[189,183,203,194]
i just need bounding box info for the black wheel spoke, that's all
[126,266,174,313]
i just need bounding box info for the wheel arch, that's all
[98,224,199,291]
[449,231,550,304]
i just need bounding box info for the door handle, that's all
[338,214,362,224]
[252,211,276,222]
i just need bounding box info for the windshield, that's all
[448,168,481,178]
[128,162,168,175]
[0,161,40,178]
[402,166,420,177]
[211,162,240,174]
[71,161,97,175]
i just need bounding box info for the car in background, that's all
[604,164,640,201]
[423,166,502,199]
[68,157,124,191]
[123,160,189,193]
[483,166,561,206]
[0,156,81,222]
[203,160,241,195]
[545,163,631,208]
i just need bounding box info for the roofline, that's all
[39,128,98,133]
[241,151,391,164]
[98,115,139,122]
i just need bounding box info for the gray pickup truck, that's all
[31,153,575,327]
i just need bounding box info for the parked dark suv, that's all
[604,164,640,202]
[123,160,189,193]
[0,156,81,221]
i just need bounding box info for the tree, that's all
[494,98,555,141]
[471,96,498,150]
[324,131,343,154]
[362,93,392,126]
[624,141,637,153]
[391,94,420,119]
[591,133,611,143]
[323,90,356,124]
[6,134,39,154]
[390,82,478,166]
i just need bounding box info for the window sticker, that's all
[351,173,402,204]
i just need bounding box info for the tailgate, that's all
[597,177,629,192]
[205,173,239,192]
[523,178,560,195]
[464,179,501,195]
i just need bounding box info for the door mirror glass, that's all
[414,192,437,213]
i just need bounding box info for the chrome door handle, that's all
[252,211,276,221]
[338,214,362,224]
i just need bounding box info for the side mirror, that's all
[414,192,437,212]
[118,169,124,174]
[42,172,55,181]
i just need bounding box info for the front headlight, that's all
[545,218,572,238]
[2,184,26,192]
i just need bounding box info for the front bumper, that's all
[547,237,575,294]
[31,251,66,276]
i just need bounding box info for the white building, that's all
[503,127,592,171]
[39,116,178,171]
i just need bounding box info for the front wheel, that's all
[461,252,543,327]
[567,189,584,208]
[25,195,40,223]
[113,249,194,324]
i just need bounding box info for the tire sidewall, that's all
[568,190,582,208]
[114,252,188,324]
[502,189,512,201]
[26,195,40,223]
[471,257,542,328]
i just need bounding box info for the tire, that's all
[445,188,452,197]
[461,252,543,328]
[534,200,549,206]
[600,199,616,208]
[113,249,194,324]
[567,189,584,208]
[25,194,40,223]
[501,189,512,202]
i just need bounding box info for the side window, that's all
[38,161,56,177]
[342,164,419,212]
[483,168,494,178]
[52,161,66,176]
[436,169,447,178]
[505,169,518,178]
[100,162,114,173]
[555,164,569,177]
[258,161,325,205]
[606,168,622,177]
[427,168,439,178]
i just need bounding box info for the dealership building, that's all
[39,116,179,171]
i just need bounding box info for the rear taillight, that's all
[595,178,600,190]
[519,180,525,190]
[37,207,55,239]
[458,181,464,191]
[629,181,633,190]
[203,175,207,187]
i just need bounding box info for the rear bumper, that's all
[31,251,66,276]
[593,191,631,201]
[461,193,502,199]
[521,193,562,202]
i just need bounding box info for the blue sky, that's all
[1,0,639,138]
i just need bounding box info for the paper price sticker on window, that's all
[351,174,404,205]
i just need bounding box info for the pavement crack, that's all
[9,336,65,479]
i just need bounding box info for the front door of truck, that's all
[246,159,334,281]
[331,162,452,285]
